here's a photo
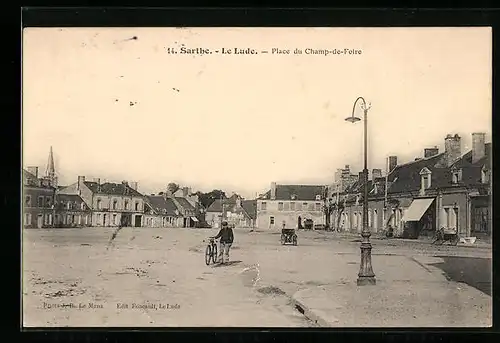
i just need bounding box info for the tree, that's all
[322,200,335,230]
[322,186,333,229]
[167,182,180,194]
[197,189,227,209]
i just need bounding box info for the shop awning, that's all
[191,217,199,222]
[402,198,435,222]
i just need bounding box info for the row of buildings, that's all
[23,148,257,229]
[255,132,491,239]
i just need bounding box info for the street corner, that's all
[291,286,343,327]
[407,255,447,276]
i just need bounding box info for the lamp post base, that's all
[357,276,377,286]
[357,240,376,286]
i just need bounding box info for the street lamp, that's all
[345,96,376,286]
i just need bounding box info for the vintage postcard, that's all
[22,27,492,327]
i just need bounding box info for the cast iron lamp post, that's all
[345,96,376,286]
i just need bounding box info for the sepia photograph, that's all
[21,27,492,327]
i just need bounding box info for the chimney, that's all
[388,156,398,173]
[424,146,439,158]
[270,182,276,200]
[77,176,85,190]
[27,166,39,178]
[444,134,462,167]
[472,132,486,163]
[188,187,192,195]
[372,169,382,180]
[130,181,138,191]
[182,187,188,197]
[94,178,100,184]
[122,181,129,195]
[236,197,242,208]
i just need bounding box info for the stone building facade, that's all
[332,133,491,239]
[57,176,145,227]
[256,183,326,230]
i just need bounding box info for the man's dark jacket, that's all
[214,226,234,243]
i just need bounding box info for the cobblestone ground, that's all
[22,227,491,327]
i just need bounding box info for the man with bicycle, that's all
[211,221,234,264]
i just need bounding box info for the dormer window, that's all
[451,168,462,184]
[291,194,297,200]
[481,166,490,184]
[315,195,321,201]
[422,175,430,189]
[419,167,432,193]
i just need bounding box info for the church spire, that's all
[46,146,57,187]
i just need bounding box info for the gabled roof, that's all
[207,197,236,212]
[241,200,257,219]
[206,198,237,212]
[174,197,195,211]
[84,181,143,197]
[260,185,326,201]
[145,196,179,216]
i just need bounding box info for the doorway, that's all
[298,216,302,230]
[103,214,107,227]
[37,214,43,228]
[134,215,142,227]
[472,206,490,236]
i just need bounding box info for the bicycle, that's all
[205,237,218,265]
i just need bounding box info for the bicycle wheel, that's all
[211,244,218,264]
[292,236,297,246]
[205,245,212,265]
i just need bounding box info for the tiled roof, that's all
[206,198,237,212]
[54,194,88,210]
[23,169,37,180]
[338,143,491,199]
[385,144,492,193]
[450,143,492,187]
[174,197,195,211]
[453,143,491,168]
[23,169,54,189]
[145,196,179,216]
[261,185,326,201]
[386,153,446,194]
[84,181,143,197]
[241,200,257,219]
[56,194,84,202]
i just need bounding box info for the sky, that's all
[22,27,492,199]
